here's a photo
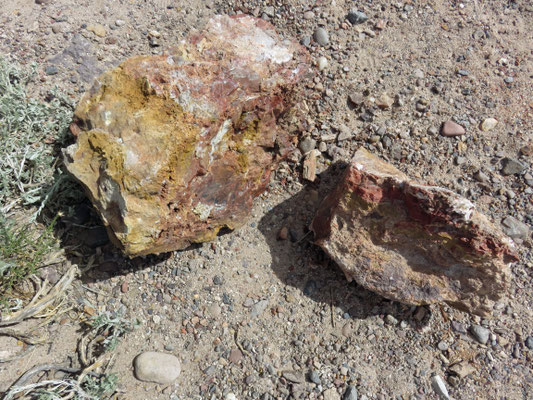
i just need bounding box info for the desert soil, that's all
[1,0,532,399]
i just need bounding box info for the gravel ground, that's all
[1,0,532,399]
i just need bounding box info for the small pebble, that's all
[500,157,526,176]
[45,65,58,75]
[317,56,329,71]
[323,388,341,400]
[376,93,394,109]
[470,324,489,345]
[229,348,243,364]
[133,352,181,384]
[308,370,321,385]
[250,299,269,318]
[300,36,311,47]
[282,370,305,384]
[412,68,425,79]
[501,216,529,240]
[303,11,315,20]
[87,23,106,37]
[278,226,289,240]
[440,120,465,137]
[343,385,358,400]
[451,321,468,334]
[437,341,449,351]
[313,28,329,46]
[480,118,498,131]
[299,137,316,154]
[473,170,490,183]
[431,375,450,400]
[347,9,368,25]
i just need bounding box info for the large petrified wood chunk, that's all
[63,15,310,256]
[311,148,518,316]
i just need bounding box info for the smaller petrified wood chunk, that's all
[311,148,518,316]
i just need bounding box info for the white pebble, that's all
[317,56,328,71]
[431,375,450,399]
[133,352,181,384]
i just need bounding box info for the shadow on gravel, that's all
[43,173,168,286]
[258,162,432,327]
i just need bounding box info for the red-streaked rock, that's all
[311,148,517,316]
[63,15,310,256]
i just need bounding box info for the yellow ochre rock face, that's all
[63,15,310,256]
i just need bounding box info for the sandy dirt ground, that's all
[1,0,532,399]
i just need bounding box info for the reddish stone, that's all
[278,226,289,240]
[229,348,243,364]
[441,120,466,137]
[311,148,517,316]
[63,15,310,256]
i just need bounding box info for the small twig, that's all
[329,288,335,329]
[297,230,313,244]
[234,326,250,357]
[80,284,107,297]
[77,354,110,385]
[438,304,449,323]
[78,334,89,367]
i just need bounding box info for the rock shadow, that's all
[42,172,169,285]
[258,162,431,326]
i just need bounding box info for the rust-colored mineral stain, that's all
[63,15,311,257]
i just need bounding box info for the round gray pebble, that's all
[308,370,321,385]
[313,28,329,46]
[470,324,489,345]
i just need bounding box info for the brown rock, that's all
[310,148,517,316]
[302,150,318,182]
[376,93,394,109]
[519,144,533,156]
[120,281,129,293]
[348,93,364,107]
[448,362,477,379]
[63,15,310,257]
[278,226,289,241]
[229,348,243,364]
[441,120,466,136]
